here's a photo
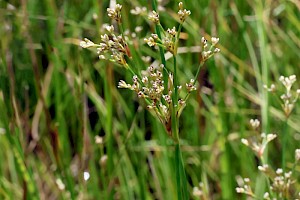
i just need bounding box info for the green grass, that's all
[0,0,299,199]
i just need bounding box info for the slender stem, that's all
[174,24,183,55]
[173,56,178,107]
[174,143,189,200]
[282,118,289,170]
[182,61,205,102]
[171,43,188,200]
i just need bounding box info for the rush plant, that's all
[80,1,219,199]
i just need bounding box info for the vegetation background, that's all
[0,0,299,199]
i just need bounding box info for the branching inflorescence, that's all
[237,117,300,199]
[80,2,220,138]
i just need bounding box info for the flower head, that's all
[178,2,191,23]
[107,4,122,22]
[148,10,159,24]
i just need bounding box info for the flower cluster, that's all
[148,10,160,24]
[98,29,129,65]
[264,75,300,117]
[107,4,122,23]
[186,79,197,92]
[237,117,300,199]
[192,182,204,197]
[80,24,130,67]
[201,37,220,62]
[279,75,300,117]
[80,4,131,67]
[258,167,295,199]
[118,65,187,135]
[145,2,192,55]
[250,118,260,130]
[80,2,220,139]
[178,2,191,23]
[241,119,277,158]
[144,27,177,54]
[236,177,255,197]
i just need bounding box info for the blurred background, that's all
[0,0,299,199]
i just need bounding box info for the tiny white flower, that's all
[241,138,249,146]
[105,25,114,33]
[295,149,300,161]
[284,171,292,178]
[99,55,106,60]
[56,178,65,190]
[244,178,250,183]
[236,187,245,193]
[266,133,277,142]
[83,171,90,181]
[0,128,5,135]
[276,168,283,174]
[95,135,103,144]
[193,186,203,196]
[263,192,269,199]
[214,48,220,53]
[211,37,219,45]
[80,38,95,48]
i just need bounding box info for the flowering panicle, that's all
[118,64,174,133]
[237,117,300,199]
[264,75,300,117]
[236,171,296,200]
[80,2,220,139]
[258,167,295,199]
[80,24,130,67]
[241,132,277,158]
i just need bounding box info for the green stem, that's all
[103,65,114,200]
[174,143,188,200]
[182,61,204,102]
[171,47,188,200]
[174,24,183,55]
[282,118,289,170]
[173,56,178,106]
